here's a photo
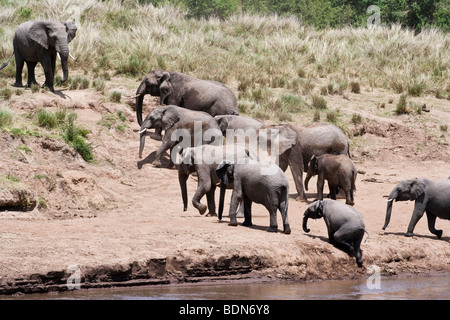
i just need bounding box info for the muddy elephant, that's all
[135,69,238,126]
[216,161,291,234]
[254,123,350,201]
[303,200,367,267]
[178,144,255,217]
[139,105,222,167]
[0,20,77,92]
[304,154,357,205]
[383,178,450,238]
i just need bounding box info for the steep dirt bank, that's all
[0,87,449,295]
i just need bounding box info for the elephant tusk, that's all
[57,52,61,61]
[123,94,141,99]
[387,198,394,202]
[69,53,76,60]
[138,128,147,134]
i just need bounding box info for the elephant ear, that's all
[29,21,49,49]
[315,200,324,218]
[409,179,426,200]
[161,107,180,130]
[310,155,318,172]
[216,161,233,186]
[159,72,172,104]
[266,124,297,155]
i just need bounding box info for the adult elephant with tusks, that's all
[134,69,239,126]
[383,178,450,238]
[0,20,77,92]
[138,105,222,168]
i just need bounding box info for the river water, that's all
[6,273,450,300]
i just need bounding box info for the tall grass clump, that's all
[0,107,13,127]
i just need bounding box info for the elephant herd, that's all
[136,69,450,267]
[2,20,449,268]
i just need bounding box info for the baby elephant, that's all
[305,154,357,205]
[303,200,367,267]
[216,161,291,234]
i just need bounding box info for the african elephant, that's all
[303,200,367,267]
[214,115,264,136]
[216,161,291,234]
[139,105,222,167]
[383,178,450,238]
[304,154,357,205]
[178,144,254,217]
[135,69,238,126]
[254,123,350,201]
[0,20,77,92]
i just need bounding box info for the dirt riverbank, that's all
[0,87,449,295]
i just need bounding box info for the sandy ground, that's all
[0,86,449,294]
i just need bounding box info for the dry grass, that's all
[0,0,449,120]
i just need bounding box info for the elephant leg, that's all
[352,233,364,267]
[39,53,54,91]
[14,52,25,87]
[317,175,325,200]
[332,228,355,254]
[26,61,38,87]
[426,211,443,239]
[154,135,175,167]
[236,200,245,218]
[242,194,253,227]
[205,185,217,217]
[405,203,426,237]
[279,197,291,234]
[288,150,306,201]
[192,174,211,215]
[228,187,242,226]
[327,182,337,200]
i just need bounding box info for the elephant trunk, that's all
[304,171,313,191]
[178,171,189,212]
[135,81,147,126]
[139,129,146,159]
[59,50,69,83]
[302,215,310,233]
[383,199,394,230]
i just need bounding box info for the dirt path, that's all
[0,88,449,295]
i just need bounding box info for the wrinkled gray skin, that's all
[178,144,254,217]
[216,161,291,234]
[214,115,264,136]
[139,105,221,167]
[8,20,77,92]
[305,154,357,205]
[303,200,367,267]
[254,123,350,201]
[383,178,450,238]
[135,69,238,126]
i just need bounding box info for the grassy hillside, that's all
[0,0,449,124]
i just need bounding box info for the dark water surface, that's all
[6,273,450,300]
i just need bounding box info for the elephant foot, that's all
[356,259,363,268]
[198,204,207,215]
[434,230,443,239]
[267,226,278,233]
[206,211,217,217]
[228,221,238,227]
[283,224,291,235]
[242,220,253,227]
[404,232,414,237]
[13,82,25,88]
[42,83,55,92]
[152,159,162,168]
[346,201,355,206]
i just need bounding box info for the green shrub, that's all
[37,109,58,129]
[350,81,360,94]
[395,94,409,115]
[62,113,94,162]
[110,91,122,103]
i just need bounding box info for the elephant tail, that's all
[363,229,370,243]
[0,51,14,70]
